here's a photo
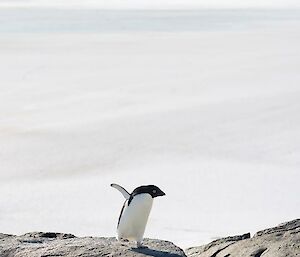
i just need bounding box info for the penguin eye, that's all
[152,189,157,193]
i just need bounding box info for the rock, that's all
[185,233,251,257]
[0,232,186,257]
[185,219,300,257]
[1,220,299,257]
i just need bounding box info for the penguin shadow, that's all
[131,247,183,257]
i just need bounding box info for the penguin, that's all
[111,183,165,248]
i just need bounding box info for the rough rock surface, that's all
[0,232,186,257]
[186,219,300,257]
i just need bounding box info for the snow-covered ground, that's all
[0,9,299,248]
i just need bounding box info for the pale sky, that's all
[0,0,299,8]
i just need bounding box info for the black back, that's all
[117,202,126,228]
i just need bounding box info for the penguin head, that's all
[132,185,166,198]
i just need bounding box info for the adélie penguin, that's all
[111,183,165,248]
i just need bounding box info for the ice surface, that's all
[0,9,299,248]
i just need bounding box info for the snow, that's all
[0,9,300,248]
[0,0,300,9]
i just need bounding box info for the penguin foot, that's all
[136,242,148,249]
[118,237,129,242]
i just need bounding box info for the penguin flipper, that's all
[111,183,130,200]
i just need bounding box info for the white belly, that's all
[117,193,153,243]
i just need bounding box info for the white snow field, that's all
[0,9,300,248]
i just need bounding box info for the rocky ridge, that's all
[0,219,299,257]
[186,219,300,257]
[0,233,186,257]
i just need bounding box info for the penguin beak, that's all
[158,190,166,197]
